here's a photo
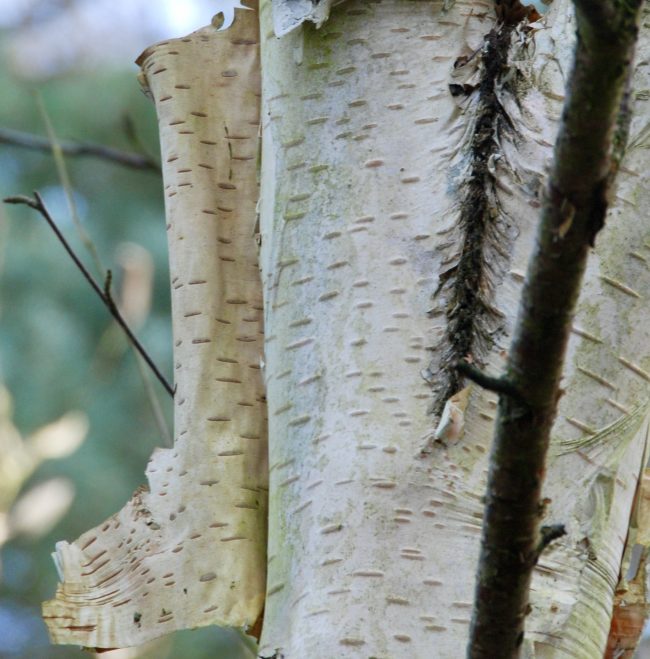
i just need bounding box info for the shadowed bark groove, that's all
[468,0,644,656]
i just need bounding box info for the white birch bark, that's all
[258,0,650,656]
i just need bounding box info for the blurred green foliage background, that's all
[0,6,255,658]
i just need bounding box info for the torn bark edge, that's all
[272,0,335,36]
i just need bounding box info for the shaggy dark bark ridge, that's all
[430,25,516,416]
[467,0,643,656]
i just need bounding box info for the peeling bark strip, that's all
[432,25,516,415]
[469,0,645,655]
[605,465,650,659]
[42,7,267,649]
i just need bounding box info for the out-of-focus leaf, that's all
[114,242,153,330]
[8,477,75,540]
[26,411,88,461]
[0,511,10,545]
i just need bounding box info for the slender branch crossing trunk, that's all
[469,0,644,655]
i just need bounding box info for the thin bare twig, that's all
[35,91,105,278]
[102,267,173,445]
[121,114,160,170]
[455,361,523,401]
[0,126,160,172]
[4,193,174,398]
[133,350,173,447]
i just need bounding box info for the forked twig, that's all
[4,192,174,398]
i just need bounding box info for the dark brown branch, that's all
[535,524,566,561]
[0,127,160,173]
[468,2,643,657]
[4,193,174,398]
[455,361,523,401]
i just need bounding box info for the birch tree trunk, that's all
[42,0,650,657]
[257,0,650,656]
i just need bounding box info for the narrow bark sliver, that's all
[42,7,267,649]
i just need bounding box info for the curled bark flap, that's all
[42,7,266,649]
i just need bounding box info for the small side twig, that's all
[102,267,173,443]
[121,114,160,171]
[535,524,566,563]
[35,91,105,278]
[455,361,523,401]
[104,269,113,298]
[0,126,161,173]
[4,192,173,398]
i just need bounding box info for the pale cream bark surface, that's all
[258,0,650,657]
[42,7,267,648]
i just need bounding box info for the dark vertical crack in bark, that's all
[429,25,516,416]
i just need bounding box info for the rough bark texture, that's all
[42,8,267,648]
[259,0,650,656]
